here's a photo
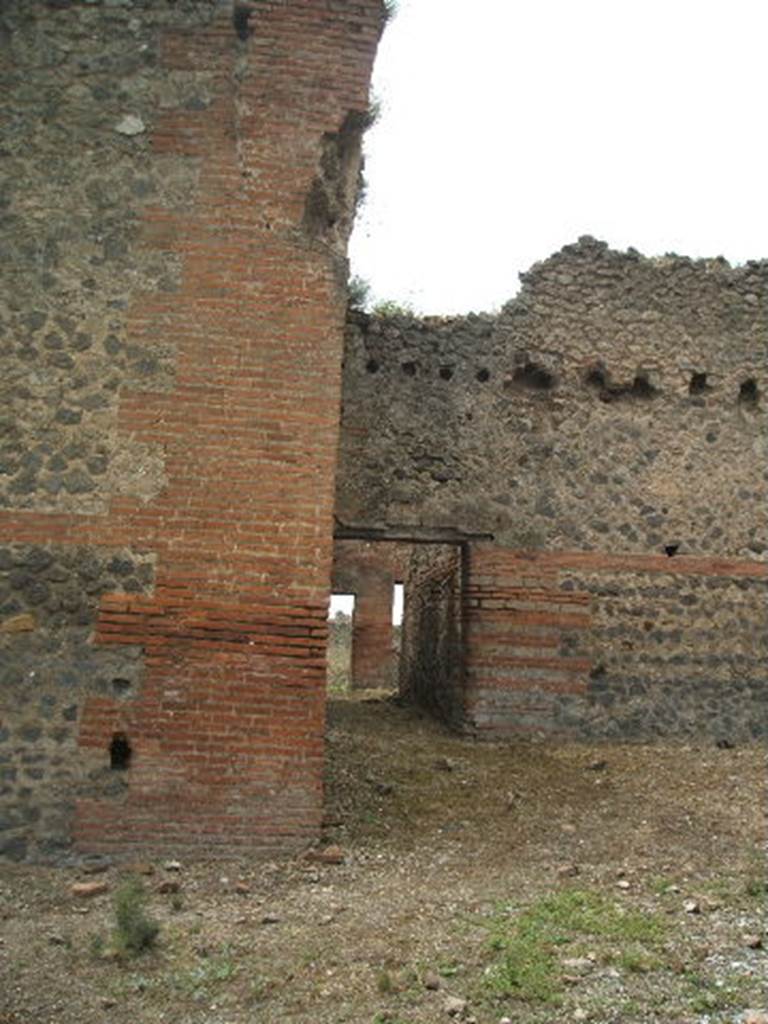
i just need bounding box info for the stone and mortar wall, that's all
[332,540,408,690]
[338,239,767,739]
[1,0,384,860]
[552,561,768,741]
[0,544,153,861]
[338,238,767,559]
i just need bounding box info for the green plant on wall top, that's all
[371,298,416,317]
[348,274,371,310]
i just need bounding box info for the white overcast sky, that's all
[349,0,768,315]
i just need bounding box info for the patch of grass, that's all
[437,960,461,978]
[247,974,277,1005]
[171,946,239,996]
[684,972,749,1014]
[484,888,666,1005]
[612,947,665,973]
[648,874,680,896]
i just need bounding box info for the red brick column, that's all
[351,571,396,690]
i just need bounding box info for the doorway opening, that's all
[391,579,404,672]
[330,536,468,721]
[327,593,356,694]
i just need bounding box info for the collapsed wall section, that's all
[0,0,383,861]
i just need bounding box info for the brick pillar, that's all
[351,568,395,690]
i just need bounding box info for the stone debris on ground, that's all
[114,114,146,136]
[444,994,468,1017]
[306,845,345,865]
[70,881,108,898]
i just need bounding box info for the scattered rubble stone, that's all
[306,845,345,865]
[71,881,108,898]
[444,994,467,1017]
[114,114,146,136]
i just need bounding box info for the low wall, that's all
[465,544,767,741]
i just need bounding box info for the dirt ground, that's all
[0,694,766,1024]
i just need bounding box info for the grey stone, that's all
[63,470,96,494]
[114,114,145,136]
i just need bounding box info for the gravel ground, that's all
[0,694,765,1024]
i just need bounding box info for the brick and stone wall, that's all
[1,0,384,861]
[338,239,767,740]
[464,546,767,741]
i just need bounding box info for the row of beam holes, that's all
[365,358,554,387]
[366,357,761,406]
[691,372,761,406]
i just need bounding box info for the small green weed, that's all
[648,874,679,896]
[745,876,767,897]
[376,969,394,994]
[112,876,159,957]
[743,844,767,899]
[90,877,159,960]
